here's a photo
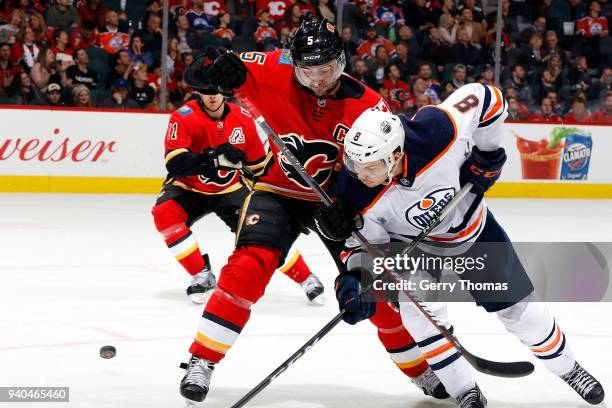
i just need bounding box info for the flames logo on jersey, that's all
[276,134,339,189]
[405,187,455,230]
[198,169,237,187]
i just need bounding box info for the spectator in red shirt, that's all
[382,63,411,112]
[575,1,608,67]
[591,92,612,123]
[576,1,608,38]
[214,11,235,41]
[565,97,592,122]
[257,0,292,22]
[530,97,563,122]
[51,29,74,62]
[203,0,226,18]
[357,23,396,60]
[77,0,108,28]
[70,20,98,49]
[11,27,40,68]
[254,9,277,45]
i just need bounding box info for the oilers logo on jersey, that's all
[276,133,339,189]
[405,187,455,229]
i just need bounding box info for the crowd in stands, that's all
[0,0,610,123]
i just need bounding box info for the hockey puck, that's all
[100,345,116,359]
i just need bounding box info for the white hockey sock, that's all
[496,296,575,376]
[399,300,476,397]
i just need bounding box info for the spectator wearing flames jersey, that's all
[213,12,235,42]
[256,0,292,22]
[382,63,413,112]
[152,48,324,305]
[203,0,226,18]
[254,9,277,45]
[357,23,396,60]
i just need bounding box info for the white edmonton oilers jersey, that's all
[339,83,508,260]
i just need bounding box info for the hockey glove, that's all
[314,199,362,241]
[460,146,507,195]
[202,143,246,174]
[207,48,247,94]
[335,272,376,325]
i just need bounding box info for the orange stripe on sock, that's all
[531,326,561,353]
[423,342,454,360]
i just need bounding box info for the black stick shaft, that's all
[230,312,346,408]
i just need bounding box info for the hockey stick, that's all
[232,92,533,397]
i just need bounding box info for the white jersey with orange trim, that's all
[338,83,508,262]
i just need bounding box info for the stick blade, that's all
[464,349,535,378]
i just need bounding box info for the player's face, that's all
[353,160,390,187]
[201,93,224,112]
[295,60,341,97]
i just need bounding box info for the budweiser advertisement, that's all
[0,107,168,177]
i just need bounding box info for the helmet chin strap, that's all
[386,153,404,184]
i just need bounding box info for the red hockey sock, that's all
[278,250,311,284]
[152,199,205,275]
[189,245,281,363]
[370,302,429,378]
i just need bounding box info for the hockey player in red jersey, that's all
[178,19,447,404]
[151,48,325,305]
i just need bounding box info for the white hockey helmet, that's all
[343,108,405,184]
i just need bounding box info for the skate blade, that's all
[189,291,213,305]
[308,294,326,306]
[184,399,205,408]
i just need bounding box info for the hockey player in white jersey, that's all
[314,83,605,407]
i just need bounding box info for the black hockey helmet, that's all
[290,18,344,67]
[184,47,231,96]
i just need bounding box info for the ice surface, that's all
[0,194,610,407]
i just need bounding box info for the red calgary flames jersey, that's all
[238,49,387,200]
[164,99,268,194]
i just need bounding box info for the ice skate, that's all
[179,355,215,404]
[560,361,605,405]
[456,384,487,408]
[187,266,216,305]
[300,273,325,305]
[411,367,449,399]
